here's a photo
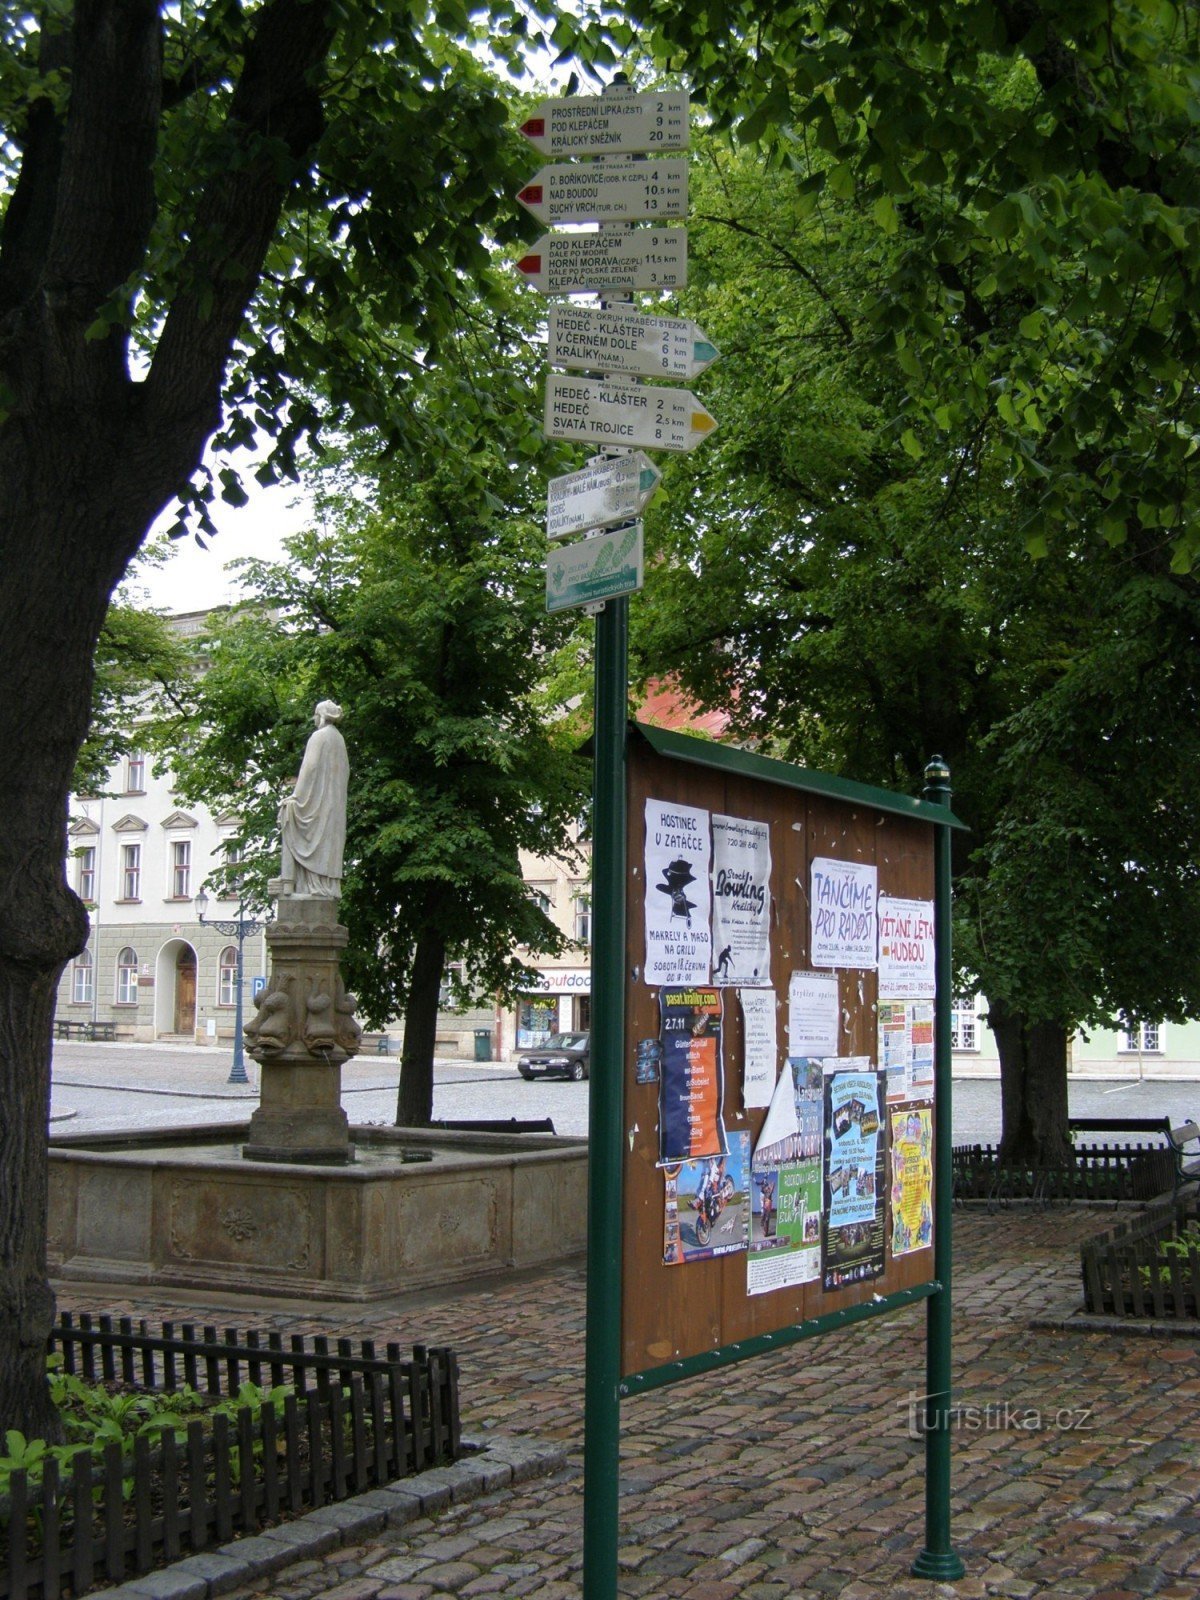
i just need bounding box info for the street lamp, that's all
[196,887,263,1086]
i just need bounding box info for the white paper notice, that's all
[711,815,772,986]
[644,798,712,985]
[810,857,878,969]
[788,970,840,1056]
[740,989,777,1108]
[754,1060,801,1155]
[877,896,936,999]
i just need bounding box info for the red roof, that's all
[635,678,729,739]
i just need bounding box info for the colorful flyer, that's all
[788,970,840,1056]
[821,1060,886,1289]
[878,1000,935,1103]
[739,988,778,1108]
[747,1058,824,1294]
[877,896,936,999]
[657,987,725,1163]
[890,1105,934,1256]
[664,1131,751,1265]
[644,798,712,985]
[810,858,878,970]
[711,814,772,986]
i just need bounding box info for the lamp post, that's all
[196,887,262,1086]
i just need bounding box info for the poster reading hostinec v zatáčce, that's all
[644,799,712,985]
[877,895,936,999]
[810,857,878,970]
[710,814,772,987]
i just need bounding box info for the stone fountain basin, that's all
[48,1123,587,1301]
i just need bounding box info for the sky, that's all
[134,477,311,615]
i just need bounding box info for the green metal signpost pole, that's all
[912,757,964,1580]
[582,593,628,1600]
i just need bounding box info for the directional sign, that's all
[547,453,662,541]
[548,306,719,382]
[517,158,688,226]
[520,92,689,157]
[546,522,644,613]
[515,230,687,295]
[544,375,718,454]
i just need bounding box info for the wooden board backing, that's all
[621,736,937,1379]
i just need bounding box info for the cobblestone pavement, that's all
[60,1206,1200,1599]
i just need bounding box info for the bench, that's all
[431,1118,557,1136]
[1068,1116,1173,1142]
[54,1019,117,1042]
[1168,1122,1200,1197]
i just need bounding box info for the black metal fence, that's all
[1080,1200,1200,1320]
[1,1315,461,1600]
[952,1140,1175,1207]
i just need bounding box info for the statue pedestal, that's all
[242,895,361,1165]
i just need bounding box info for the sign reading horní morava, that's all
[546,453,661,541]
[515,229,688,295]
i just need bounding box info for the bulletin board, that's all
[620,724,952,1385]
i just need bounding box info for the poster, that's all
[711,814,772,986]
[810,858,878,970]
[878,1000,935,1103]
[821,1061,886,1289]
[657,988,725,1163]
[877,896,936,999]
[747,1058,824,1294]
[664,1131,751,1265]
[788,970,840,1057]
[740,988,778,1108]
[644,799,712,985]
[890,1105,934,1256]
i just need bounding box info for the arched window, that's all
[218,946,239,1007]
[116,947,138,1006]
[72,949,93,1005]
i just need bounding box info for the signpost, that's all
[544,373,717,453]
[514,229,688,295]
[545,522,643,613]
[519,91,689,156]
[517,157,688,224]
[548,306,718,382]
[547,453,661,541]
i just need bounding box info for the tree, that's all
[607,0,1200,566]
[74,598,189,798]
[0,0,554,1437]
[161,454,589,1126]
[632,137,1200,1163]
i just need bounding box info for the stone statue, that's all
[278,700,348,898]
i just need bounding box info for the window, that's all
[170,839,191,899]
[115,947,138,1006]
[218,946,239,1007]
[574,894,592,946]
[222,840,244,897]
[72,949,93,1005]
[529,886,552,914]
[1121,1021,1163,1053]
[76,846,96,902]
[125,750,145,792]
[120,842,141,901]
[950,1001,978,1052]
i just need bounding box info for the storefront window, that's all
[517,999,557,1048]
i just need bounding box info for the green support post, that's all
[912,755,965,1581]
[582,593,628,1600]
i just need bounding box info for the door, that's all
[174,948,197,1035]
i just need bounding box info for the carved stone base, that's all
[243,895,362,1165]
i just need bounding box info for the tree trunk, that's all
[991,997,1072,1165]
[395,929,446,1127]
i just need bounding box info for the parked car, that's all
[517,1032,591,1082]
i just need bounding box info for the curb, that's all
[93,1433,569,1600]
[1031,1308,1200,1339]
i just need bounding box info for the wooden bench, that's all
[1068,1116,1173,1142]
[1168,1121,1200,1196]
